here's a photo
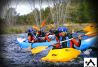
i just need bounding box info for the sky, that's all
[9,0,54,15]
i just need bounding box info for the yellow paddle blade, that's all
[83,24,98,36]
[85,30,97,36]
[47,24,54,29]
[31,46,48,54]
[32,25,40,31]
[83,24,96,32]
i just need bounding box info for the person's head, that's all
[28,33,33,41]
[62,32,67,36]
[59,32,67,37]
[27,27,34,33]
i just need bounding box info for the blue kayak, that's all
[17,36,97,50]
[17,38,57,48]
[74,36,97,50]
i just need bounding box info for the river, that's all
[0,33,98,67]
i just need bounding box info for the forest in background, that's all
[0,0,96,34]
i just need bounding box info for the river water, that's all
[0,33,98,67]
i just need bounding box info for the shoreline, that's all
[0,23,94,34]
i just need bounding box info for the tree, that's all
[5,8,17,25]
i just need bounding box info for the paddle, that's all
[41,20,46,28]
[30,34,84,54]
[30,38,75,54]
[30,29,96,54]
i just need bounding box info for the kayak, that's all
[17,36,97,50]
[41,48,81,62]
[67,36,97,50]
[17,38,57,48]
[74,36,97,50]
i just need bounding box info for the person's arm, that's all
[52,36,60,49]
[31,40,34,42]
[51,36,60,46]
[56,36,60,42]
[70,35,82,47]
[45,35,51,42]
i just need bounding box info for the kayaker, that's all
[28,32,35,43]
[33,31,51,42]
[35,30,46,42]
[68,33,82,48]
[27,27,36,36]
[52,26,68,48]
[52,30,82,49]
[66,29,82,48]
[36,30,46,37]
[60,31,82,48]
[52,30,61,49]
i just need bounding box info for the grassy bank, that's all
[0,25,31,34]
[0,23,93,34]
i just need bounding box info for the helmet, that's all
[58,26,68,32]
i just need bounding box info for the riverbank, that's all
[0,25,31,34]
[0,23,94,34]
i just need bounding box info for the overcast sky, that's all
[0,0,68,15]
[9,0,56,15]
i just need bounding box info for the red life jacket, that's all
[30,36,35,41]
[70,38,81,48]
[55,36,60,48]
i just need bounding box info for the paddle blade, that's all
[32,25,40,31]
[41,20,46,27]
[85,31,97,36]
[83,24,96,32]
[31,46,48,54]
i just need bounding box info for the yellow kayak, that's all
[41,48,81,62]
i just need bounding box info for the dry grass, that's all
[1,25,31,34]
[1,23,93,34]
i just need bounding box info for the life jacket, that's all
[37,31,45,37]
[30,36,35,41]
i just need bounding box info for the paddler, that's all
[26,27,36,36]
[52,30,82,49]
[28,31,52,42]
[28,32,35,43]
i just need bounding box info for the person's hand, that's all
[32,40,34,42]
[42,37,45,40]
[78,35,82,40]
[51,43,55,46]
